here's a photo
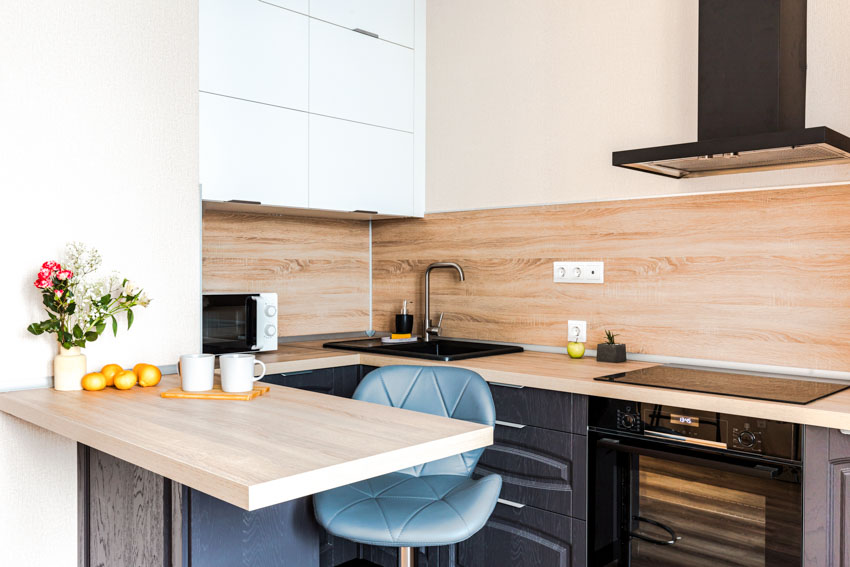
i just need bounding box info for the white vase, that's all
[54,344,86,391]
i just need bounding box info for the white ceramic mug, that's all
[220,353,266,393]
[178,354,215,392]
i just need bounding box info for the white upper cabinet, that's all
[309,0,415,48]
[309,19,414,132]
[200,0,308,110]
[200,93,308,208]
[309,114,413,216]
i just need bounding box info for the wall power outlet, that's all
[568,320,587,343]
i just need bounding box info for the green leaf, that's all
[96,321,106,334]
[111,316,118,337]
[27,323,43,336]
[67,303,76,315]
[85,331,98,342]
[62,341,72,349]
[73,324,83,339]
[100,294,111,306]
[127,309,134,330]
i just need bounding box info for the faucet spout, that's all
[423,262,465,342]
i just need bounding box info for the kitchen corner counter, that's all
[0,374,492,511]
[272,341,850,431]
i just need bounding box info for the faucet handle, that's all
[437,312,444,328]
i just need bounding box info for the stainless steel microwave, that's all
[202,293,278,355]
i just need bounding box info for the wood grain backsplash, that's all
[372,184,850,371]
[203,211,370,336]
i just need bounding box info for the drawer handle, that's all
[489,382,525,389]
[228,199,262,205]
[353,28,379,39]
[495,420,527,429]
[842,429,850,435]
[352,209,378,215]
[497,498,526,509]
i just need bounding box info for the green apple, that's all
[567,341,585,359]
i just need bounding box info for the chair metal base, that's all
[399,546,415,567]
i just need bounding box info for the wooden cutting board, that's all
[160,384,270,401]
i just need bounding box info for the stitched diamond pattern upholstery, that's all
[313,365,502,548]
[353,365,496,476]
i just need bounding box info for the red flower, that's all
[38,267,52,279]
[54,289,64,299]
[34,278,51,289]
[56,269,73,281]
[42,261,61,273]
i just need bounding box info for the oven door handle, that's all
[596,437,782,480]
[630,516,681,546]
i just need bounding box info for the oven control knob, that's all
[738,431,756,447]
[622,414,638,429]
[265,305,277,317]
[264,324,277,337]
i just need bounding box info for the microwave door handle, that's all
[596,438,782,480]
[247,296,259,350]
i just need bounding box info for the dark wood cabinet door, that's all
[262,369,334,395]
[804,426,850,567]
[489,384,587,435]
[475,424,586,520]
[261,365,360,399]
[457,502,586,567]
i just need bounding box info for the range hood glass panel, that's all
[627,143,850,178]
[650,144,850,174]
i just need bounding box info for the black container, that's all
[395,314,414,334]
[596,343,626,363]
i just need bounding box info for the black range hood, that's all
[613,0,850,179]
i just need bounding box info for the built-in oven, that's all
[202,293,278,355]
[588,397,802,567]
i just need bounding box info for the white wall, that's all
[426,0,850,212]
[0,1,199,564]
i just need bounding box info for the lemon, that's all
[136,364,162,387]
[113,370,137,390]
[81,372,107,391]
[101,363,122,387]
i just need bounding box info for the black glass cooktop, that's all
[594,366,850,404]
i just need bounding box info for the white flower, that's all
[64,242,102,279]
[123,280,140,297]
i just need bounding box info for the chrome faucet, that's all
[423,262,465,342]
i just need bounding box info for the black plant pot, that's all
[596,343,627,363]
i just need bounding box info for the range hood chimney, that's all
[613,0,850,178]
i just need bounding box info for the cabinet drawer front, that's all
[262,371,334,395]
[310,0,415,48]
[200,93,308,207]
[457,503,586,567]
[309,19,414,132]
[200,0,308,110]
[489,384,587,434]
[476,425,586,520]
[308,114,413,215]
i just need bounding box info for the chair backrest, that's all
[354,365,495,477]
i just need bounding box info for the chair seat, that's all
[314,471,502,548]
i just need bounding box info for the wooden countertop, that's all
[0,374,492,511]
[268,341,850,431]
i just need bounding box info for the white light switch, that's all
[568,320,587,342]
[554,262,604,283]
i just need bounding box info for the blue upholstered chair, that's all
[314,365,502,567]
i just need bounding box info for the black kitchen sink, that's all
[323,338,523,362]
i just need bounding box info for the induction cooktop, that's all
[594,365,850,405]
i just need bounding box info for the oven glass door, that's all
[202,294,258,354]
[590,433,802,567]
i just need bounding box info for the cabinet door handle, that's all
[841,429,850,435]
[489,382,524,389]
[495,420,526,429]
[353,28,379,39]
[228,199,262,205]
[497,498,526,509]
[352,209,378,215]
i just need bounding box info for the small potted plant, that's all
[596,330,626,363]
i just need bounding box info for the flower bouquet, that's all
[27,242,151,390]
